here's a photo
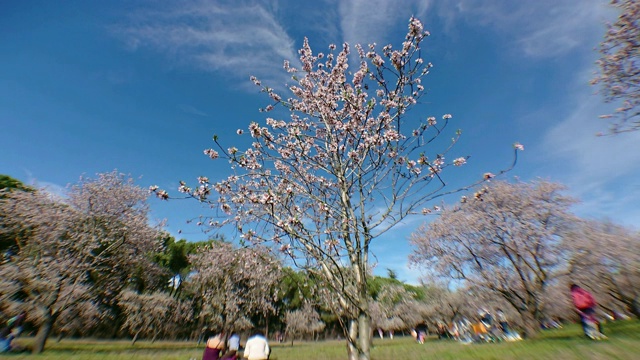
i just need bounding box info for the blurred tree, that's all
[284,302,325,344]
[187,241,282,333]
[0,171,162,353]
[566,219,640,318]
[592,0,640,133]
[410,180,575,337]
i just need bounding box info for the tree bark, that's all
[357,310,371,360]
[132,330,140,346]
[33,310,56,354]
[347,319,358,360]
[519,311,540,339]
[622,297,640,318]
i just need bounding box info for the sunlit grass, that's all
[7,320,639,360]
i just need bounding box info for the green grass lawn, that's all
[6,320,640,360]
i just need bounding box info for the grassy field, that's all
[5,320,640,360]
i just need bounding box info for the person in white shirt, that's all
[228,332,240,351]
[243,331,270,360]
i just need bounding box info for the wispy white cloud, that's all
[114,0,298,87]
[179,104,208,117]
[32,180,69,199]
[434,0,614,58]
[542,73,640,228]
[337,0,432,47]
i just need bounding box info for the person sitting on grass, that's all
[202,328,226,360]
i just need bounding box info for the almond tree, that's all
[410,180,575,337]
[119,289,192,344]
[153,18,521,360]
[284,303,325,344]
[187,242,282,333]
[0,171,162,353]
[566,219,640,317]
[592,0,640,133]
[370,283,427,334]
[421,284,474,326]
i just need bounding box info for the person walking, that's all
[570,284,605,339]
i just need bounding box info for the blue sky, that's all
[2,0,639,284]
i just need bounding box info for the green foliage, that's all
[0,175,33,253]
[150,232,218,297]
[367,275,426,301]
[278,268,315,310]
[0,174,32,193]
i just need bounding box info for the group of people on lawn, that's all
[420,283,606,343]
[0,283,610,356]
[202,329,270,360]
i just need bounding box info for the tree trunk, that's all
[627,298,640,318]
[33,311,56,354]
[132,330,140,346]
[347,319,358,360]
[519,311,540,339]
[357,311,371,360]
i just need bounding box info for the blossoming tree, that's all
[410,180,575,337]
[0,171,162,353]
[154,18,521,359]
[188,242,282,333]
[284,303,325,344]
[566,219,640,317]
[592,0,640,133]
[119,289,192,344]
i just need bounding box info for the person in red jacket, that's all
[570,284,603,338]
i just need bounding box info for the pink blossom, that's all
[483,172,495,180]
[453,157,466,166]
[237,129,244,135]
[372,55,384,67]
[156,190,169,200]
[204,149,219,159]
[442,114,452,120]
[513,142,524,151]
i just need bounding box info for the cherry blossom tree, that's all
[284,303,325,344]
[592,0,640,133]
[153,17,521,360]
[187,242,282,333]
[0,171,162,353]
[410,180,575,337]
[566,219,640,317]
